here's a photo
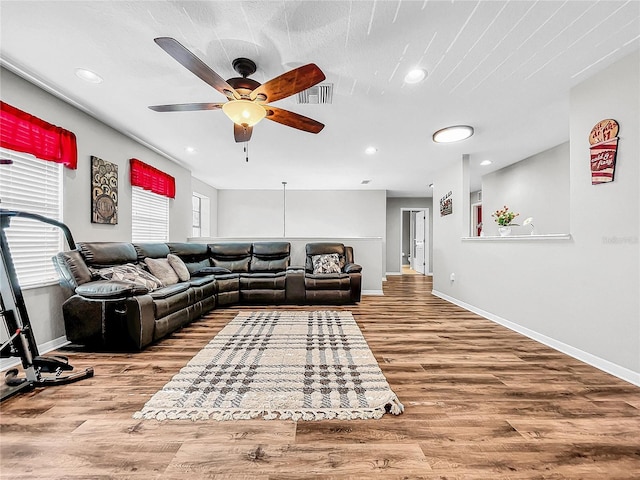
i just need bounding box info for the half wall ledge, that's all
[462,234,572,241]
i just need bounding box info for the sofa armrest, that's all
[75,280,149,299]
[344,263,362,274]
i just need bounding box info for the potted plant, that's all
[492,206,519,236]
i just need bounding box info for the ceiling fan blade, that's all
[264,106,324,134]
[154,37,240,100]
[250,64,325,103]
[149,103,224,112]
[234,123,253,143]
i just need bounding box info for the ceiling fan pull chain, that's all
[244,142,249,162]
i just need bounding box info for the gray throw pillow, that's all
[144,257,179,286]
[167,254,190,282]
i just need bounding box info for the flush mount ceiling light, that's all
[75,68,103,84]
[185,146,196,153]
[222,99,267,127]
[432,125,474,143]
[365,146,377,155]
[480,160,492,166]
[404,68,427,84]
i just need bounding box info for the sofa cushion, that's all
[193,266,232,276]
[250,257,289,272]
[145,257,179,286]
[185,258,211,275]
[167,254,191,281]
[149,283,189,300]
[212,257,250,272]
[312,254,342,274]
[78,242,138,267]
[133,243,170,260]
[91,263,164,291]
[75,280,149,299]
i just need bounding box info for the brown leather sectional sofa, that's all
[53,241,362,351]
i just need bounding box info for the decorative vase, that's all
[498,226,512,237]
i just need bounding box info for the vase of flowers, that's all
[492,205,519,236]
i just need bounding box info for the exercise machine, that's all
[0,208,94,402]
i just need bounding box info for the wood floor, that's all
[1,275,639,479]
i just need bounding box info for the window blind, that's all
[192,194,201,237]
[131,186,169,242]
[0,149,63,287]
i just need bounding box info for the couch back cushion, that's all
[208,243,252,272]
[78,242,138,268]
[133,243,170,261]
[167,243,211,274]
[250,242,290,272]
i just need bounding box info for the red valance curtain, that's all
[0,101,77,169]
[129,158,176,199]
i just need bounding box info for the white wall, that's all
[1,68,199,349]
[431,52,639,384]
[217,189,388,282]
[217,189,386,238]
[482,142,570,236]
[385,197,433,273]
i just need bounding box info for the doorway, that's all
[400,208,429,275]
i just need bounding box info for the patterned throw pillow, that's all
[92,263,164,291]
[144,257,179,286]
[312,254,342,274]
[167,254,191,282]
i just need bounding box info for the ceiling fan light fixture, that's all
[432,125,474,143]
[222,99,266,127]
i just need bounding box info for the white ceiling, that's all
[1,1,639,197]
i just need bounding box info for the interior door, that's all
[413,211,426,274]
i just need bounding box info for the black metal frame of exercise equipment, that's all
[0,209,94,402]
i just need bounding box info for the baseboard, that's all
[386,272,402,276]
[432,289,640,387]
[1,335,70,372]
[362,290,384,296]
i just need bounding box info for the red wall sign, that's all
[589,119,619,185]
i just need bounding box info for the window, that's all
[131,186,169,242]
[0,149,63,287]
[192,194,201,237]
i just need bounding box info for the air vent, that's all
[296,83,333,104]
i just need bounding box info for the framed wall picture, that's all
[440,190,453,216]
[91,156,118,224]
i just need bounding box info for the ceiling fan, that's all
[149,37,326,143]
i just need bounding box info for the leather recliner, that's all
[304,242,362,304]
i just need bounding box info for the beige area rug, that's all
[134,311,403,421]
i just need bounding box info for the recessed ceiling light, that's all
[185,146,196,153]
[428,183,434,188]
[365,146,377,155]
[75,68,103,84]
[404,68,428,84]
[432,125,474,143]
[480,160,492,166]
[361,180,371,185]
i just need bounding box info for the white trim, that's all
[432,289,640,387]
[362,290,384,296]
[1,336,70,372]
[462,234,572,241]
[386,271,402,276]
